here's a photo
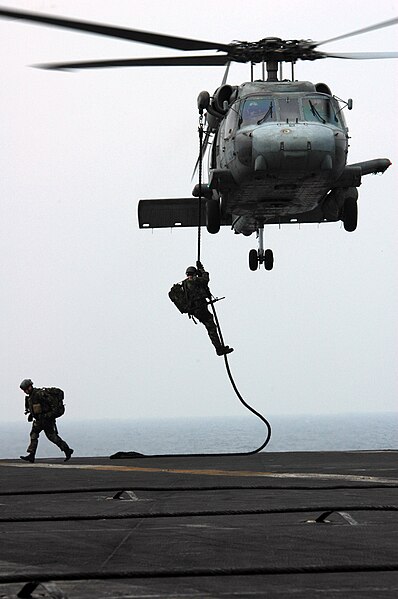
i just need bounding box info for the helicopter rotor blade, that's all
[36,55,229,71]
[324,51,398,60]
[317,16,398,46]
[2,6,397,70]
[0,7,231,52]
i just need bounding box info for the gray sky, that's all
[0,0,397,423]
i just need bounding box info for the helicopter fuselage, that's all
[134,51,392,267]
[208,81,349,235]
[138,76,390,268]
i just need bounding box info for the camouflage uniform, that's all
[24,388,71,456]
[183,266,224,352]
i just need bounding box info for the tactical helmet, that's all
[20,379,33,391]
[186,266,197,276]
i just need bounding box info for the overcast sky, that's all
[0,0,397,424]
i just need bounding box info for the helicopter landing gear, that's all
[342,195,358,232]
[264,248,274,270]
[248,226,274,271]
[249,249,258,271]
[206,198,221,234]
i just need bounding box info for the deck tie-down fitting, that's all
[306,510,359,525]
[113,489,140,501]
[18,581,67,599]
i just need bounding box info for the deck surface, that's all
[0,450,397,597]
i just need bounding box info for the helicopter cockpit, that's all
[236,93,344,129]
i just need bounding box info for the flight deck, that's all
[0,450,397,598]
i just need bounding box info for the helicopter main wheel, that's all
[249,249,258,271]
[342,197,358,232]
[206,199,221,234]
[264,248,274,270]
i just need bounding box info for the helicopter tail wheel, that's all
[206,199,221,234]
[343,196,358,232]
[264,248,274,270]
[249,249,258,271]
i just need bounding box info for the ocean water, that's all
[0,412,396,459]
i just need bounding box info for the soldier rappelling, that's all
[169,262,234,356]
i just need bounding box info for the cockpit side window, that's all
[239,97,275,128]
[223,102,239,139]
[302,96,340,125]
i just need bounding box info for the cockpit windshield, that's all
[237,94,343,128]
[302,96,340,125]
[239,97,275,127]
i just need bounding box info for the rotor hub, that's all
[227,38,323,64]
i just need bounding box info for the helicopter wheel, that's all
[249,249,258,271]
[342,196,358,232]
[206,199,221,234]
[264,249,274,270]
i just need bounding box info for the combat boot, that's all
[216,346,234,356]
[20,454,35,463]
[64,448,74,462]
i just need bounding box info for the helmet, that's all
[186,266,197,276]
[247,101,260,113]
[20,379,33,391]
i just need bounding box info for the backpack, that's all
[42,387,65,418]
[168,282,192,314]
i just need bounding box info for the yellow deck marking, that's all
[0,461,397,484]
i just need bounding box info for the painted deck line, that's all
[1,460,397,484]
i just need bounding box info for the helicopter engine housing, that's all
[212,84,238,114]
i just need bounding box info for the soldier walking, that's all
[19,379,74,463]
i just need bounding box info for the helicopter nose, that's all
[251,123,336,177]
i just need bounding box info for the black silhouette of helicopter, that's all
[0,7,397,270]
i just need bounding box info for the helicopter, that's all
[0,7,397,271]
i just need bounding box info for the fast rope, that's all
[196,111,271,454]
[208,295,271,454]
[196,109,204,265]
[110,110,271,460]
[196,109,271,454]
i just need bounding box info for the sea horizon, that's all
[1,411,397,460]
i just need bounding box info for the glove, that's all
[196,261,204,270]
[27,414,33,422]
